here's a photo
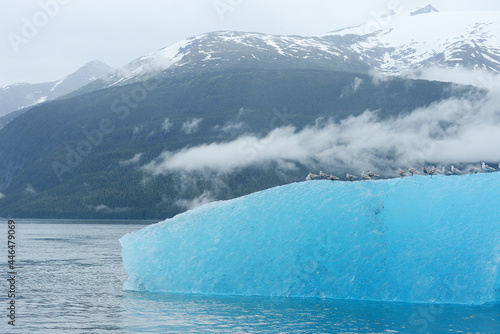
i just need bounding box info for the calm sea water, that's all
[1,220,498,333]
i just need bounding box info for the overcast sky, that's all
[1,0,500,86]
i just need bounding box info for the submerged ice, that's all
[121,173,500,305]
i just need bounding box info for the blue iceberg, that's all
[121,173,500,305]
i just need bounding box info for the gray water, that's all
[1,220,498,333]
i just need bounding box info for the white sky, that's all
[1,0,500,86]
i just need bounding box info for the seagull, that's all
[366,170,379,178]
[346,173,357,181]
[423,166,429,175]
[481,162,496,173]
[319,171,330,179]
[427,167,440,177]
[450,165,462,175]
[320,171,340,180]
[467,167,480,174]
[408,167,419,176]
[441,167,453,176]
[306,172,321,180]
[431,166,442,174]
[398,169,409,177]
[361,171,371,180]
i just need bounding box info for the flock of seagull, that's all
[306,162,499,182]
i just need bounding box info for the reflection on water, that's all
[123,292,499,333]
[3,220,499,333]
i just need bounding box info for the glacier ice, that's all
[121,173,500,305]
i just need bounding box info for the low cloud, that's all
[25,184,37,194]
[162,118,173,132]
[213,121,245,133]
[133,125,144,134]
[0,192,4,199]
[174,191,215,210]
[405,66,500,94]
[143,86,500,177]
[369,69,393,85]
[181,118,203,135]
[94,204,130,214]
[119,153,143,166]
[341,77,364,97]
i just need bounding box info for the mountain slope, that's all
[0,69,470,219]
[0,60,113,118]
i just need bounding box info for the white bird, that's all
[432,166,442,174]
[366,170,379,178]
[441,167,453,176]
[361,171,371,180]
[398,169,409,177]
[319,171,330,179]
[408,167,419,176]
[482,162,496,173]
[305,172,321,180]
[427,167,440,177]
[450,165,462,175]
[346,173,357,181]
[322,171,340,180]
[467,167,480,174]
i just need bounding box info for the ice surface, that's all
[121,173,500,305]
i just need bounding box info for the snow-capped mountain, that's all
[0,60,113,118]
[94,5,499,89]
[97,32,369,88]
[327,6,500,75]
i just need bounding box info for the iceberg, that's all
[121,173,500,305]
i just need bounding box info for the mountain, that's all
[0,60,113,119]
[326,7,500,75]
[75,6,499,94]
[0,5,496,219]
[410,4,439,16]
[72,32,370,95]
[0,69,470,219]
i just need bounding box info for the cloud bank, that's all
[143,97,499,177]
[142,70,500,178]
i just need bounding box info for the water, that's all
[1,220,498,333]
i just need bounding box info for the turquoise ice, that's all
[121,173,500,305]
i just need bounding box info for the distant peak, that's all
[410,4,439,16]
[84,60,106,66]
[81,60,113,70]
